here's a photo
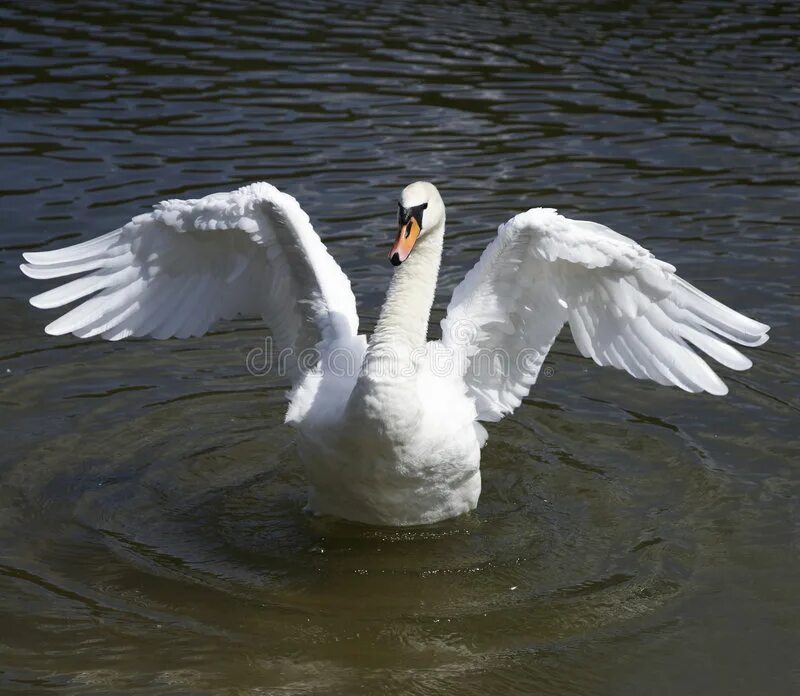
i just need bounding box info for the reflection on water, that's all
[1,1,798,693]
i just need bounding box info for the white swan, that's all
[20,181,770,525]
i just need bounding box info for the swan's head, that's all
[389,181,444,266]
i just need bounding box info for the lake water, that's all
[1,1,798,693]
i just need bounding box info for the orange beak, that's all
[389,217,421,266]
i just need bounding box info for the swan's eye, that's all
[397,202,428,231]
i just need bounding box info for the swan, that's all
[20,181,770,526]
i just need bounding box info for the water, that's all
[1,1,799,693]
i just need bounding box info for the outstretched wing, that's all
[441,208,769,422]
[21,181,359,380]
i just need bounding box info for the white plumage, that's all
[442,208,768,421]
[21,181,769,525]
[23,183,358,374]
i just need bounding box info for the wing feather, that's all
[443,207,769,421]
[72,277,151,339]
[30,266,136,309]
[22,229,125,265]
[22,182,359,381]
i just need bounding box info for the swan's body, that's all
[21,181,770,526]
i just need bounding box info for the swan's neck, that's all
[368,222,444,357]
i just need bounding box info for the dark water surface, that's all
[2,1,799,693]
